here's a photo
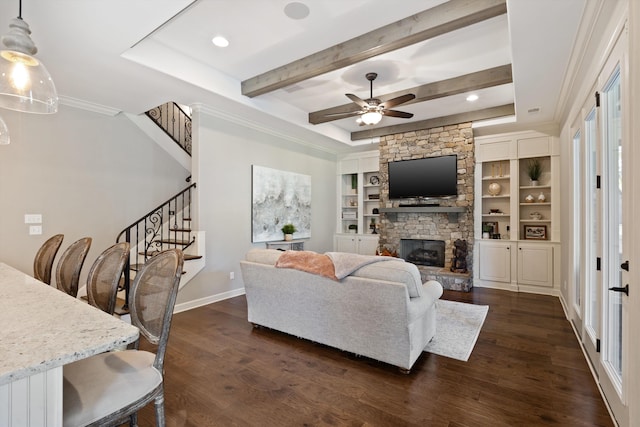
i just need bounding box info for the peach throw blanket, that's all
[275,250,338,281]
[275,250,396,281]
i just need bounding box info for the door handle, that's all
[608,284,629,296]
[621,260,629,271]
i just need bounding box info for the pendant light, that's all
[0,115,9,145]
[0,0,58,114]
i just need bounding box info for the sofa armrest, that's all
[420,280,444,306]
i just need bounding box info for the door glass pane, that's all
[572,130,581,309]
[584,107,598,339]
[603,67,622,379]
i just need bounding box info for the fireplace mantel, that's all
[379,206,467,213]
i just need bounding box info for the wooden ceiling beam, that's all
[308,64,512,124]
[350,104,515,141]
[241,0,507,98]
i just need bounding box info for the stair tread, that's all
[114,298,129,315]
[157,238,192,245]
[169,228,192,232]
[132,254,201,269]
[138,251,202,261]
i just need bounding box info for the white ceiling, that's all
[0,0,587,151]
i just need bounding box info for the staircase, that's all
[115,102,204,311]
[116,183,205,308]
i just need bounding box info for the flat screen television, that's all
[388,154,458,200]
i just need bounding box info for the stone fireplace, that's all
[377,123,474,291]
[401,239,445,267]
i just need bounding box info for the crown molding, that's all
[58,96,121,116]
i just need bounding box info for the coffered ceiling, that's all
[0,0,587,150]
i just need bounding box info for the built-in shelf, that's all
[482,175,510,180]
[380,207,466,213]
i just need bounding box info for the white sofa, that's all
[239,249,443,372]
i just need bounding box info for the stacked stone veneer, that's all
[378,123,474,290]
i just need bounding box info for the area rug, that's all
[423,299,489,362]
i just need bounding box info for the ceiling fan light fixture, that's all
[361,111,382,125]
[0,2,58,114]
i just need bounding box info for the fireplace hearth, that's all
[400,239,445,267]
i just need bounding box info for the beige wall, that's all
[0,105,189,284]
[175,107,338,305]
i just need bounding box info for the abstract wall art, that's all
[252,165,311,242]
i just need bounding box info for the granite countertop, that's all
[0,262,139,385]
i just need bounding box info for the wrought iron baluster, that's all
[144,102,192,156]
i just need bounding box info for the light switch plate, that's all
[29,225,43,235]
[25,214,42,224]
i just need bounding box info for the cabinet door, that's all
[479,241,512,282]
[359,155,379,172]
[357,235,379,255]
[477,139,512,162]
[334,234,358,253]
[517,135,551,158]
[517,243,553,287]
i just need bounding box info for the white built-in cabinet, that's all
[334,234,380,255]
[334,151,380,255]
[478,240,512,283]
[474,131,560,294]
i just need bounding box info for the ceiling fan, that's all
[326,72,415,125]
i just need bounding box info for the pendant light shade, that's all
[0,7,58,114]
[0,115,10,145]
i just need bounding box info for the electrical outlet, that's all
[230,272,235,280]
[25,214,42,224]
[29,225,42,235]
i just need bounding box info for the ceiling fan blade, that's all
[345,93,369,109]
[380,93,415,109]
[383,109,414,119]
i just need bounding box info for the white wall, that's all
[175,107,337,305]
[0,105,189,283]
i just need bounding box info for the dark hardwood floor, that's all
[135,288,613,426]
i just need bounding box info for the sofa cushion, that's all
[352,260,423,298]
[245,248,283,265]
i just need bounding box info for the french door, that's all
[598,51,628,426]
[576,33,629,426]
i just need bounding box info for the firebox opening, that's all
[400,239,445,268]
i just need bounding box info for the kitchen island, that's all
[0,262,139,426]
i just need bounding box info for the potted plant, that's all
[348,224,358,234]
[527,158,542,186]
[281,223,296,241]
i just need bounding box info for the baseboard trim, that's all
[173,287,246,314]
[566,311,619,427]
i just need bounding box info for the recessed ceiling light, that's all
[466,94,479,102]
[528,107,541,114]
[212,36,229,48]
[284,2,310,20]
